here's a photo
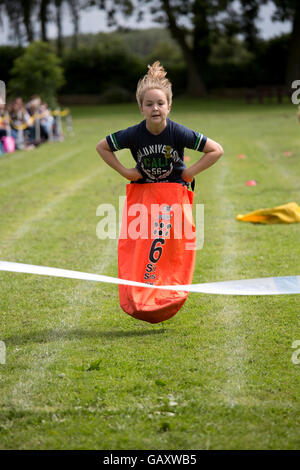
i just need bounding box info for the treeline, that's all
[0,28,291,102]
[1,0,299,97]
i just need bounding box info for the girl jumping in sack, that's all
[96,61,223,187]
[96,62,224,324]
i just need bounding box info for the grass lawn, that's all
[0,98,299,450]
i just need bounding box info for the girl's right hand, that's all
[123,168,143,181]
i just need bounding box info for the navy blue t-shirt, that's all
[106,118,207,186]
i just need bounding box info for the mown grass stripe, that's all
[7,240,117,413]
[0,168,101,256]
[0,149,82,189]
[206,158,248,407]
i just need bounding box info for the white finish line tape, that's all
[0,261,300,295]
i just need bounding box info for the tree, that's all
[239,0,262,53]
[8,41,65,106]
[68,0,80,49]
[53,0,89,55]
[54,0,64,56]
[95,0,248,97]
[271,0,300,88]
[39,0,51,41]
[67,0,92,50]
[2,0,57,45]
[95,0,216,96]
[0,0,77,57]
[1,0,36,44]
[238,0,297,88]
[21,0,36,42]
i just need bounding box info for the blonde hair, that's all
[136,61,172,107]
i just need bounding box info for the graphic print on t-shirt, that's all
[106,119,207,186]
[136,144,181,180]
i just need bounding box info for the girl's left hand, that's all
[181,168,194,183]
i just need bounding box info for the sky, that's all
[0,1,292,45]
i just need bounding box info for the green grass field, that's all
[0,99,299,450]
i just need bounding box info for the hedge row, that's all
[0,33,290,99]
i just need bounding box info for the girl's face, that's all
[140,89,171,129]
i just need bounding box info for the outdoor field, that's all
[0,99,299,450]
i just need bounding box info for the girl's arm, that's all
[182,138,223,182]
[96,138,142,181]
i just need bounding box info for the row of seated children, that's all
[0,95,63,154]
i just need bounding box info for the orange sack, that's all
[118,182,196,323]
